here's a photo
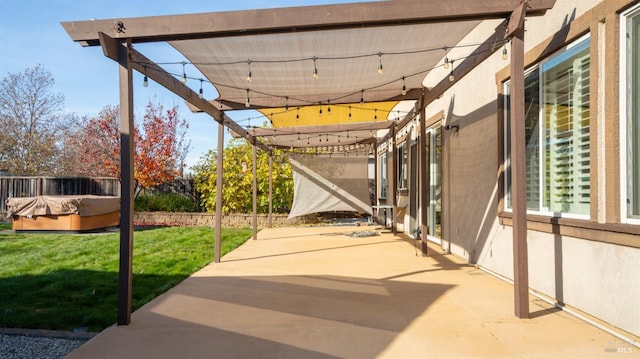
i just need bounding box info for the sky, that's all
[0,0,371,173]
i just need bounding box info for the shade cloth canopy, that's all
[169,22,481,111]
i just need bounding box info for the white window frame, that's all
[621,3,640,224]
[504,35,591,219]
[379,152,388,199]
[397,141,408,190]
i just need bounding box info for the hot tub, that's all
[6,195,120,231]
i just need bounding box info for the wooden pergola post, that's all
[507,0,529,319]
[418,95,429,256]
[268,154,273,228]
[214,123,223,263]
[391,126,398,235]
[252,139,258,240]
[117,38,134,326]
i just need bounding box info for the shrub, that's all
[134,193,199,212]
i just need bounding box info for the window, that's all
[624,6,640,220]
[505,36,591,216]
[398,142,408,190]
[379,152,387,199]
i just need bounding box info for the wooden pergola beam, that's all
[216,88,425,110]
[423,19,510,105]
[99,33,270,153]
[248,121,393,137]
[63,0,555,46]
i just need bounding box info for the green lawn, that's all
[0,226,252,332]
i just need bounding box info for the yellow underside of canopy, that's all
[260,101,400,128]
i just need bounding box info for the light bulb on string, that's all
[246,60,253,83]
[296,107,300,120]
[245,89,251,108]
[443,47,450,70]
[181,62,188,84]
[285,97,289,111]
[198,79,204,99]
[327,99,331,114]
[312,56,319,79]
[448,60,455,82]
[143,64,149,88]
[502,44,508,60]
[377,52,384,75]
[360,90,364,105]
[401,76,407,96]
[348,106,352,119]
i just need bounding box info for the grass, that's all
[0,225,252,332]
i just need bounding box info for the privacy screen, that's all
[288,153,372,219]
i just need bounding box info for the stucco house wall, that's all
[386,0,640,337]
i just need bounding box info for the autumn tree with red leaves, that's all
[71,101,189,196]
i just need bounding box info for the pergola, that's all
[62,0,555,325]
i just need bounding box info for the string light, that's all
[312,56,319,79]
[296,107,300,120]
[181,61,187,84]
[143,64,149,88]
[448,60,455,82]
[319,104,323,117]
[327,99,331,114]
[443,47,450,70]
[246,59,253,83]
[502,44,508,60]
[374,109,378,120]
[377,52,384,75]
[348,106,352,119]
[199,78,204,98]
[141,38,506,124]
[245,89,251,108]
[401,76,407,96]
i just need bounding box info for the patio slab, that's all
[66,226,639,358]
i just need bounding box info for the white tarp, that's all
[288,153,372,219]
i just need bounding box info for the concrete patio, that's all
[66,226,638,358]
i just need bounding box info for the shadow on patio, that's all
[66,226,636,358]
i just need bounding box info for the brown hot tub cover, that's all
[6,195,120,218]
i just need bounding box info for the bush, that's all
[134,193,199,212]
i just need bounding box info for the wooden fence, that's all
[0,176,120,218]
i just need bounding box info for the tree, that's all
[71,102,190,196]
[0,65,74,175]
[68,105,121,177]
[193,138,293,214]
